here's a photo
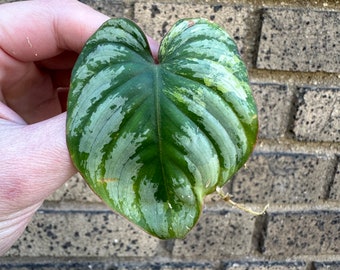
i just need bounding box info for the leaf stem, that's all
[216,186,269,216]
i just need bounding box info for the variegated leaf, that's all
[66,18,258,239]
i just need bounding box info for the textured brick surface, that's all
[264,211,340,256]
[134,2,259,65]
[231,153,335,204]
[6,210,159,257]
[159,264,214,270]
[251,83,293,138]
[80,0,124,17]
[329,160,340,200]
[293,87,340,142]
[257,8,340,73]
[103,263,214,270]
[0,262,107,270]
[0,262,215,270]
[223,261,306,270]
[172,211,255,258]
[314,262,340,270]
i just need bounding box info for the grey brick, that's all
[134,3,259,66]
[223,261,306,270]
[314,262,340,270]
[264,211,340,256]
[79,0,124,17]
[0,261,215,270]
[293,87,340,142]
[109,265,154,270]
[329,160,340,200]
[251,83,293,139]
[5,210,159,257]
[160,264,214,270]
[106,262,214,270]
[47,173,101,203]
[231,153,335,204]
[257,8,340,73]
[172,211,255,258]
[0,262,107,270]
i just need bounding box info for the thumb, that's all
[0,113,76,211]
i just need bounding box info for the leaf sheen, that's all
[66,18,258,239]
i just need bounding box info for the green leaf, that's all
[66,18,258,239]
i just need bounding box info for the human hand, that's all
[0,0,158,255]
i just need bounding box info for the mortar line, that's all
[254,138,340,156]
[251,8,265,67]
[284,84,300,139]
[249,69,340,88]
[323,156,340,200]
[250,212,268,255]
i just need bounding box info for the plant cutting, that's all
[66,18,258,239]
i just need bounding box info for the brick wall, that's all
[1,0,339,269]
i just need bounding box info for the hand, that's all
[0,0,158,255]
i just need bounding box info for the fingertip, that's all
[0,0,110,61]
[53,1,110,53]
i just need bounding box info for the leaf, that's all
[66,18,258,239]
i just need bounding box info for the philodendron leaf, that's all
[66,18,258,239]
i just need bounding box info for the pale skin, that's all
[0,0,158,255]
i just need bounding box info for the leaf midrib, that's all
[153,65,170,203]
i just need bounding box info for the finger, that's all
[1,62,62,124]
[0,102,26,124]
[0,202,42,255]
[37,50,79,70]
[0,0,110,62]
[0,0,108,122]
[0,113,76,211]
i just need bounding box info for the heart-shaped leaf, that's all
[66,18,258,239]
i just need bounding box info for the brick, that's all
[0,262,107,270]
[314,262,340,270]
[257,8,340,73]
[223,261,306,270]
[104,262,214,270]
[329,160,340,200]
[172,210,255,258]
[79,0,124,17]
[293,87,340,142]
[109,264,154,270]
[5,210,159,257]
[47,173,101,203]
[159,263,214,270]
[264,210,340,256]
[0,261,215,270]
[251,83,293,139]
[231,153,335,204]
[134,3,259,66]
